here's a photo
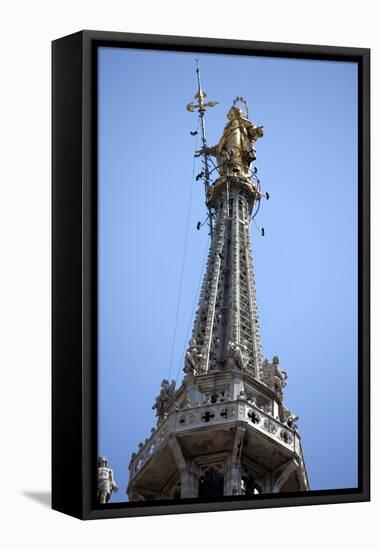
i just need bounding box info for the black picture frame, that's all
[52,30,370,520]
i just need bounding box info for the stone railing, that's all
[243,401,298,453]
[128,417,173,480]
[129,398,300,482]
[174,399,297,452]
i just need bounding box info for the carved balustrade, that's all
[129,398,301,482]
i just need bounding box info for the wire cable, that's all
[167,121,200,380]
[175,235,210,384]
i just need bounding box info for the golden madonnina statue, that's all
[198,100,263,178]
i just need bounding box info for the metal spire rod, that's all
[187,59,219,239]
[195,61,213,237]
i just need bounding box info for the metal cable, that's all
[175,235,210,384]
[167,120,200,380]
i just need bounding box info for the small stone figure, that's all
[262,355,288,400]
[184,338,205,374]
[282,404,299,429]
[228,341,248,370]
[286,414,299,429]
[238,389,248,400]
[97,456,118,504]
[152,379,176,418]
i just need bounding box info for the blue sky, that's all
[98,46,358,502]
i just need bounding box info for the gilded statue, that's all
[197,101,263,178]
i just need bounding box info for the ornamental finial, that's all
[186,60,218,238]
[186,59,219,113]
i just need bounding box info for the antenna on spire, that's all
[186,59,218,239]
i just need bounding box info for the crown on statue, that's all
[232,96,249,119]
